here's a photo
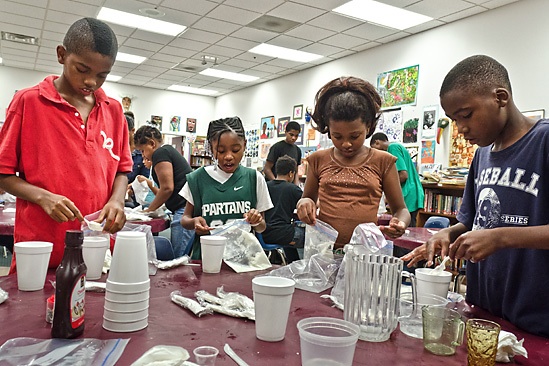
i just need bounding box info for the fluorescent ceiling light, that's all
[0,57,3,64]
[168,85,218,96]
[332,0,432,30]
[97,7,186,36]
[200,68,259,82]
[106,74,122,82]
[116,52,146,64]
[248,43,322,63]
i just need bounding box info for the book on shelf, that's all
[423,190,462,215]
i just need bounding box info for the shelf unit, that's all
[417,183,465,227]
[190,136,211,169]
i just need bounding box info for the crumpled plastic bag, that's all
[330,223,393,307]
[0,287,7,304]
[210,220,271,273]
[303,220,338,260]
[266,253,343,293]
[131,179,151,206]
[131,345,195,366]
[496,330,528,363]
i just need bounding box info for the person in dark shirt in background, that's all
[125,112,150,208]
[264,121,302,184]
[262,155,304,262]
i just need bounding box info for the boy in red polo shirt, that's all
[0,18,132,269]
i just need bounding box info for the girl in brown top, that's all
[297,76,410,248]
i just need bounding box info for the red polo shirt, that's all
[0,76,132,268]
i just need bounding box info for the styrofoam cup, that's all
[252,276,296,342]
[297,317,360,366]
[105,289,150,303]
[415,268,453,302]
[14,241,53,291]
[104,298,149,312]
[102,316,148,333]
[83,236,109,280]
[200,236,226,274]
[103,307,149,322]
[106,279,150,293]
[108,232,149,283]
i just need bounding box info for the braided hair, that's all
[311,76,381,139]
[206,117,246,156]
[134,125,163,146]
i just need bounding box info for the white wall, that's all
[215,0,549,166]
[0,67,216,137]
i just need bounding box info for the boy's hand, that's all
[193,217,212,235]
[449,230,498,263]
[98,201,126,234]
[402,229,451,267]
[40,194,84,223]
[297,198,316,225]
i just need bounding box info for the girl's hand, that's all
[297,198,316,225]
[379,217,406,239]
[244,208,262,226]
[136,175,147,183]
[193,217,212,235]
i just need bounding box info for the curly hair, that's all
[63,18,118,58]
[275,155,297,176]
[206,116,246,155]
[440,55,512,98]
[311,76,381,138]
[133,125,163,146]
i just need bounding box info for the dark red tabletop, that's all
[0,203,15,236]
[0,263,545,365]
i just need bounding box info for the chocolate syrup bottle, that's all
[51,230,87,338]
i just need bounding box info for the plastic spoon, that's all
[83,218,104,232]
[433,256,451,273]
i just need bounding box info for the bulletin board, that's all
[449,122,477,167]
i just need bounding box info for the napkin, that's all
[496,330,528,363]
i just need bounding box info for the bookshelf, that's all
[418,183,465,227]
[190,136,211,169]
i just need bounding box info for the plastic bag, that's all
[0,337,129,366]
[131,345,190,366]
[266,253,343,293]
[131,179,150,206]
[330,223,393,306]
[210,220,271,273]
[303,219,338,260]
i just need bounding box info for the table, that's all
[391,227,437,251]
[129,216,170,234]
[0,264,545,365]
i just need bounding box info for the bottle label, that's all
[70,275,86,329]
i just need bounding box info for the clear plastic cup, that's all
[14,241,53,291]
[193,346,219,365]
[297,317,360,366]
[82,236,109,280]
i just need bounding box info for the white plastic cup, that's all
[200,236,226,274]
[82,236,109,280]
[415,268,453,302]
[108,232,149,283]
[14,241,53,291]
[252,276,296,342]
[297,317,360,366]
[193,346,219,365]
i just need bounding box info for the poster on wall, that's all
[186,118,196,133]
[376,65,419,110]
[376,109,403,142]
[402,118,418,143]
[170,116,181,132]
[260,116,275,139]
[421,140,436,164]
[405,145,419,166]
[150,115,163,131]
[277,116,290,137]
[449,122,477,167]
[259,141,272,159]
[421,106,437,139]
[245,129,259,158]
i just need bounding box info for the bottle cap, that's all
[65,230,84,247]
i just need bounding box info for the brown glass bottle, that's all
[51,230,87,338]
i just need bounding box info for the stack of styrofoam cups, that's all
[103,231,150,332]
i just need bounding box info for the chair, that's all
[424,216,451,228]
[255,233,287,266]
[153,236,175,261]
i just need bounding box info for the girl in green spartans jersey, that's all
[179,117,273,259]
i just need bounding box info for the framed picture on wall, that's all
[377,65,419,110]
[260,116,275,139]
[277,116,290,137]
[293,104,303,120]
[295,123,305,145]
